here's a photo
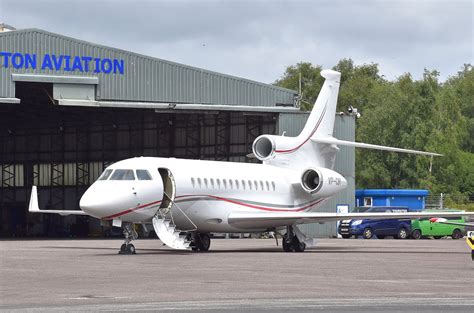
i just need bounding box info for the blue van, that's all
[338,206,414,239]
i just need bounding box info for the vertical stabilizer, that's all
[298,69,340,140]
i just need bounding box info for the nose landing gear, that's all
[119,223,138,255]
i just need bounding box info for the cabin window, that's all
[266,181,270,191]
[248,180,252,190]
[136,169,152,180]
[223,179,227,189]
[271,181,276,191]
[254,180,258,190]
[235,180,239,189]
[110,169,135,180]
[210,178,215,188]
[229,179,233,189]
[216,179,221,189]
[204,178,208,188]
[191,178,195,187]
[98,169,113,180]
[197,178,202,188]
[260,181,264,190]
[241,180,246,190]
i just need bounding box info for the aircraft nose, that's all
[80,183,137,218]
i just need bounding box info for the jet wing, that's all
[228,211,474,229]
[311,137,442,156]
[28,186,87,216]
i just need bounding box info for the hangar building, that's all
[0,28,355,238]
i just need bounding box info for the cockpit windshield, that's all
[98,169,113,181]
[136,169,152,180]
[110,169,136,180]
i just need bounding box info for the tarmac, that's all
[1,238,473,312]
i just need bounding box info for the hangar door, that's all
[0,82,276,237]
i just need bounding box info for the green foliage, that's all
[274,59,473,196]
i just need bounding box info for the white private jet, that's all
[29,69,474,254]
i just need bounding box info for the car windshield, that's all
[110,169,135,180]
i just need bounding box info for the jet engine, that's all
[300,167,347,197]
[252,135,276,161]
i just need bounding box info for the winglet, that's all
[28,186,40,213]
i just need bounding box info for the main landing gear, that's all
[282,225,306,252]
[189,232,211,252]
[119,223,138,255]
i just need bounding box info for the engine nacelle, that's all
[300,167,347,197]
[252,135,277,161]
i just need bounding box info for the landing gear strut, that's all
[119,223,138,255]
[282,225,306,252]
[189,232,211,251]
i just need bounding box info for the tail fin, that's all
[298,69,340,140]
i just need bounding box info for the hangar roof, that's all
[0,28,297,108]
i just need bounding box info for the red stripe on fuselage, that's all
[102,200,162,219]
[100,195,325,219]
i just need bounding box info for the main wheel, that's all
[292,236,306,252]
[199,234,211,251]
[397,228,408,239]
[411,229,422,240]
[362,228,373,239]
[451,229,462,240]
[282,236,294,252]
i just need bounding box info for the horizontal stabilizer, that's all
[28,186,87,216]
[311,137,442,157]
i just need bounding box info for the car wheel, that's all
[397,228,408,239]
[362,228,373,239]
[411,229,422,240]
[451,229,462,240]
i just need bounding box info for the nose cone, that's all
[79,185,107,218]
[80,182,138,219]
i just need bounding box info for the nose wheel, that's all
[118,223,138,255]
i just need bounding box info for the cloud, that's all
[1,0,472,82]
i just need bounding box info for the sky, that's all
[0,0,472,83]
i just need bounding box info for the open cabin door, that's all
[158,168,176,214]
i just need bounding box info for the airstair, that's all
[152,168,197,250]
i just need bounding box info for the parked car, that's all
[411,210,466,239]
[338,206,415,239]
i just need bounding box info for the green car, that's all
[411,210,466,239]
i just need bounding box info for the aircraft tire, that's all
[362,228,373,239]
[127,244,136,254]
[282,236,294,252]
[292,236,306,252]
[196,233,211,251]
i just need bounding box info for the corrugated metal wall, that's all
[0,29,296,106]
[278,113,356,237]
